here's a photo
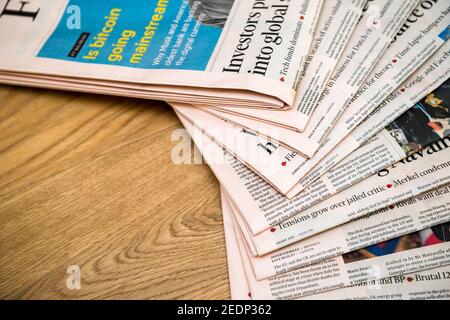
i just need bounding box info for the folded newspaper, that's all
[222,189,450,299]
[176,73,450,236]
[3,0,450,301]
[0,0,328,108]
[174,1,450,197]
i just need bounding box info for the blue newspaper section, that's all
[38,0,223,70]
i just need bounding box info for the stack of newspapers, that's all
[1,0,450,300]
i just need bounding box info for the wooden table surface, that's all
[0,85,229,299]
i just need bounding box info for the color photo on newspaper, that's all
[386,80,450,154]
[346,223,450,263]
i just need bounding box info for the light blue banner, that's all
[38,0,225,70]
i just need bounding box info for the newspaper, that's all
[175,104,312,194]
[174,125,448,240]
[245,136,450,255]
[205,0,368,131]
[0,0,324,108]
[178,106,450,252]
[223,194,253,300]
[231,183,450,279]
[286,62,450,199]
[181,104,319,155]
[176,8,450,196]
[223,202,450,301]
[289,48,450,197]
[219,0,449,178]
[205,1,436,152]
[175,52,450,235]
[290,0,450,179]
[177,44,450,242]
[222,191,450,300]
[309,0,450,144]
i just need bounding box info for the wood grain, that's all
[0,85,230,299]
